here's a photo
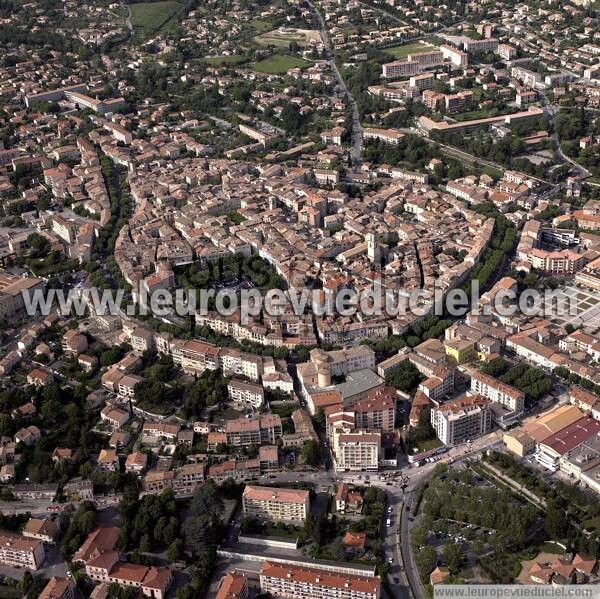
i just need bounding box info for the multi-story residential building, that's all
[225,415,282,447]
[242,485,310,523]
[39,577,76,599]
[61,329,88,355]
[12,483,58,501]
[282,409,319,447]
[22,518,59,544]
[506,334,556,370]
[498,43,516,60]
[0,533,45,570]
[440,44,468,67]
[117,374,144,398]
[353,387,396,433]
[382,50,444,78]
[468,370,525,417]
[216,572,248,599]
[129,327,155,355]
[422,90,473,114]
[180,339,220,375]
[516,89,538,107]
[363,128,404,145]
[569,386,600,413]
[100,405,130,429]
[431,395,491,446]
[309,346,376,377]
[220,349,263,381]
[227,379,265,408]
[125,452,148,474]
[142,422,180,442]
[462,38,498,54]
[333,429,381,471]
[260,561,381,599]
[207,459,260,484]
[526,249,587,274]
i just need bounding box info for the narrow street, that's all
[306,0,363,164]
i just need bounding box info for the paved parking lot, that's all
[529,283,600,329]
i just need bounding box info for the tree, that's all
[444,542,463,574]
[167,538,184,562]
[301,439,321,467]
[415,546,438,582]
[329,537,346,561]
[545,501,568,540]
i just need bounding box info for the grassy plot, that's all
[383,41,437,58]
[253,54,312,74]
[202,55,250,66]
[129,1,184,37]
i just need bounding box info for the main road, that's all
[306,0,363,164]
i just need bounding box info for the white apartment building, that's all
[227,379,265,408]
[242,485,310,523]
[220,349,263,381]
[469,370,525,414]
[0,533,45,570]
[333,428,381,471]
[363,128,405,145]
[431,395,491,446]
[463,38,499,54]
[440,44,468,67]
[260,562,381,599]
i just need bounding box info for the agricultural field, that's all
[253,54,313,74]
[129,0,184,39]
[254,27,322,48]
[383,40,438,58]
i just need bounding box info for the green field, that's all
[129,1,184,37]
[203,55,249,66]
[253,54,312,74]
[383,41,437,58]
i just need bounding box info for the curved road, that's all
[306,0,363,164]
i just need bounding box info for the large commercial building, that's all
[536,416,600,472]
[431,395,491,446]
[504,404,584,457]
[242,485,310,523]
[260,561,381,599]
[0,532,45,570]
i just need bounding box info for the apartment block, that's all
[353,387,396,433]
[242,485,310,523]
[469,370,525,415]
[227,379,265,408]
[382,50,444,78]
[333,429,381,471]
[216,572,248,599]
[260,561,381,599]
[180,339,220,375]
[363,127,404,145]
[225,415,282,447]
[0,532,45,570]
[431,394,491,446]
